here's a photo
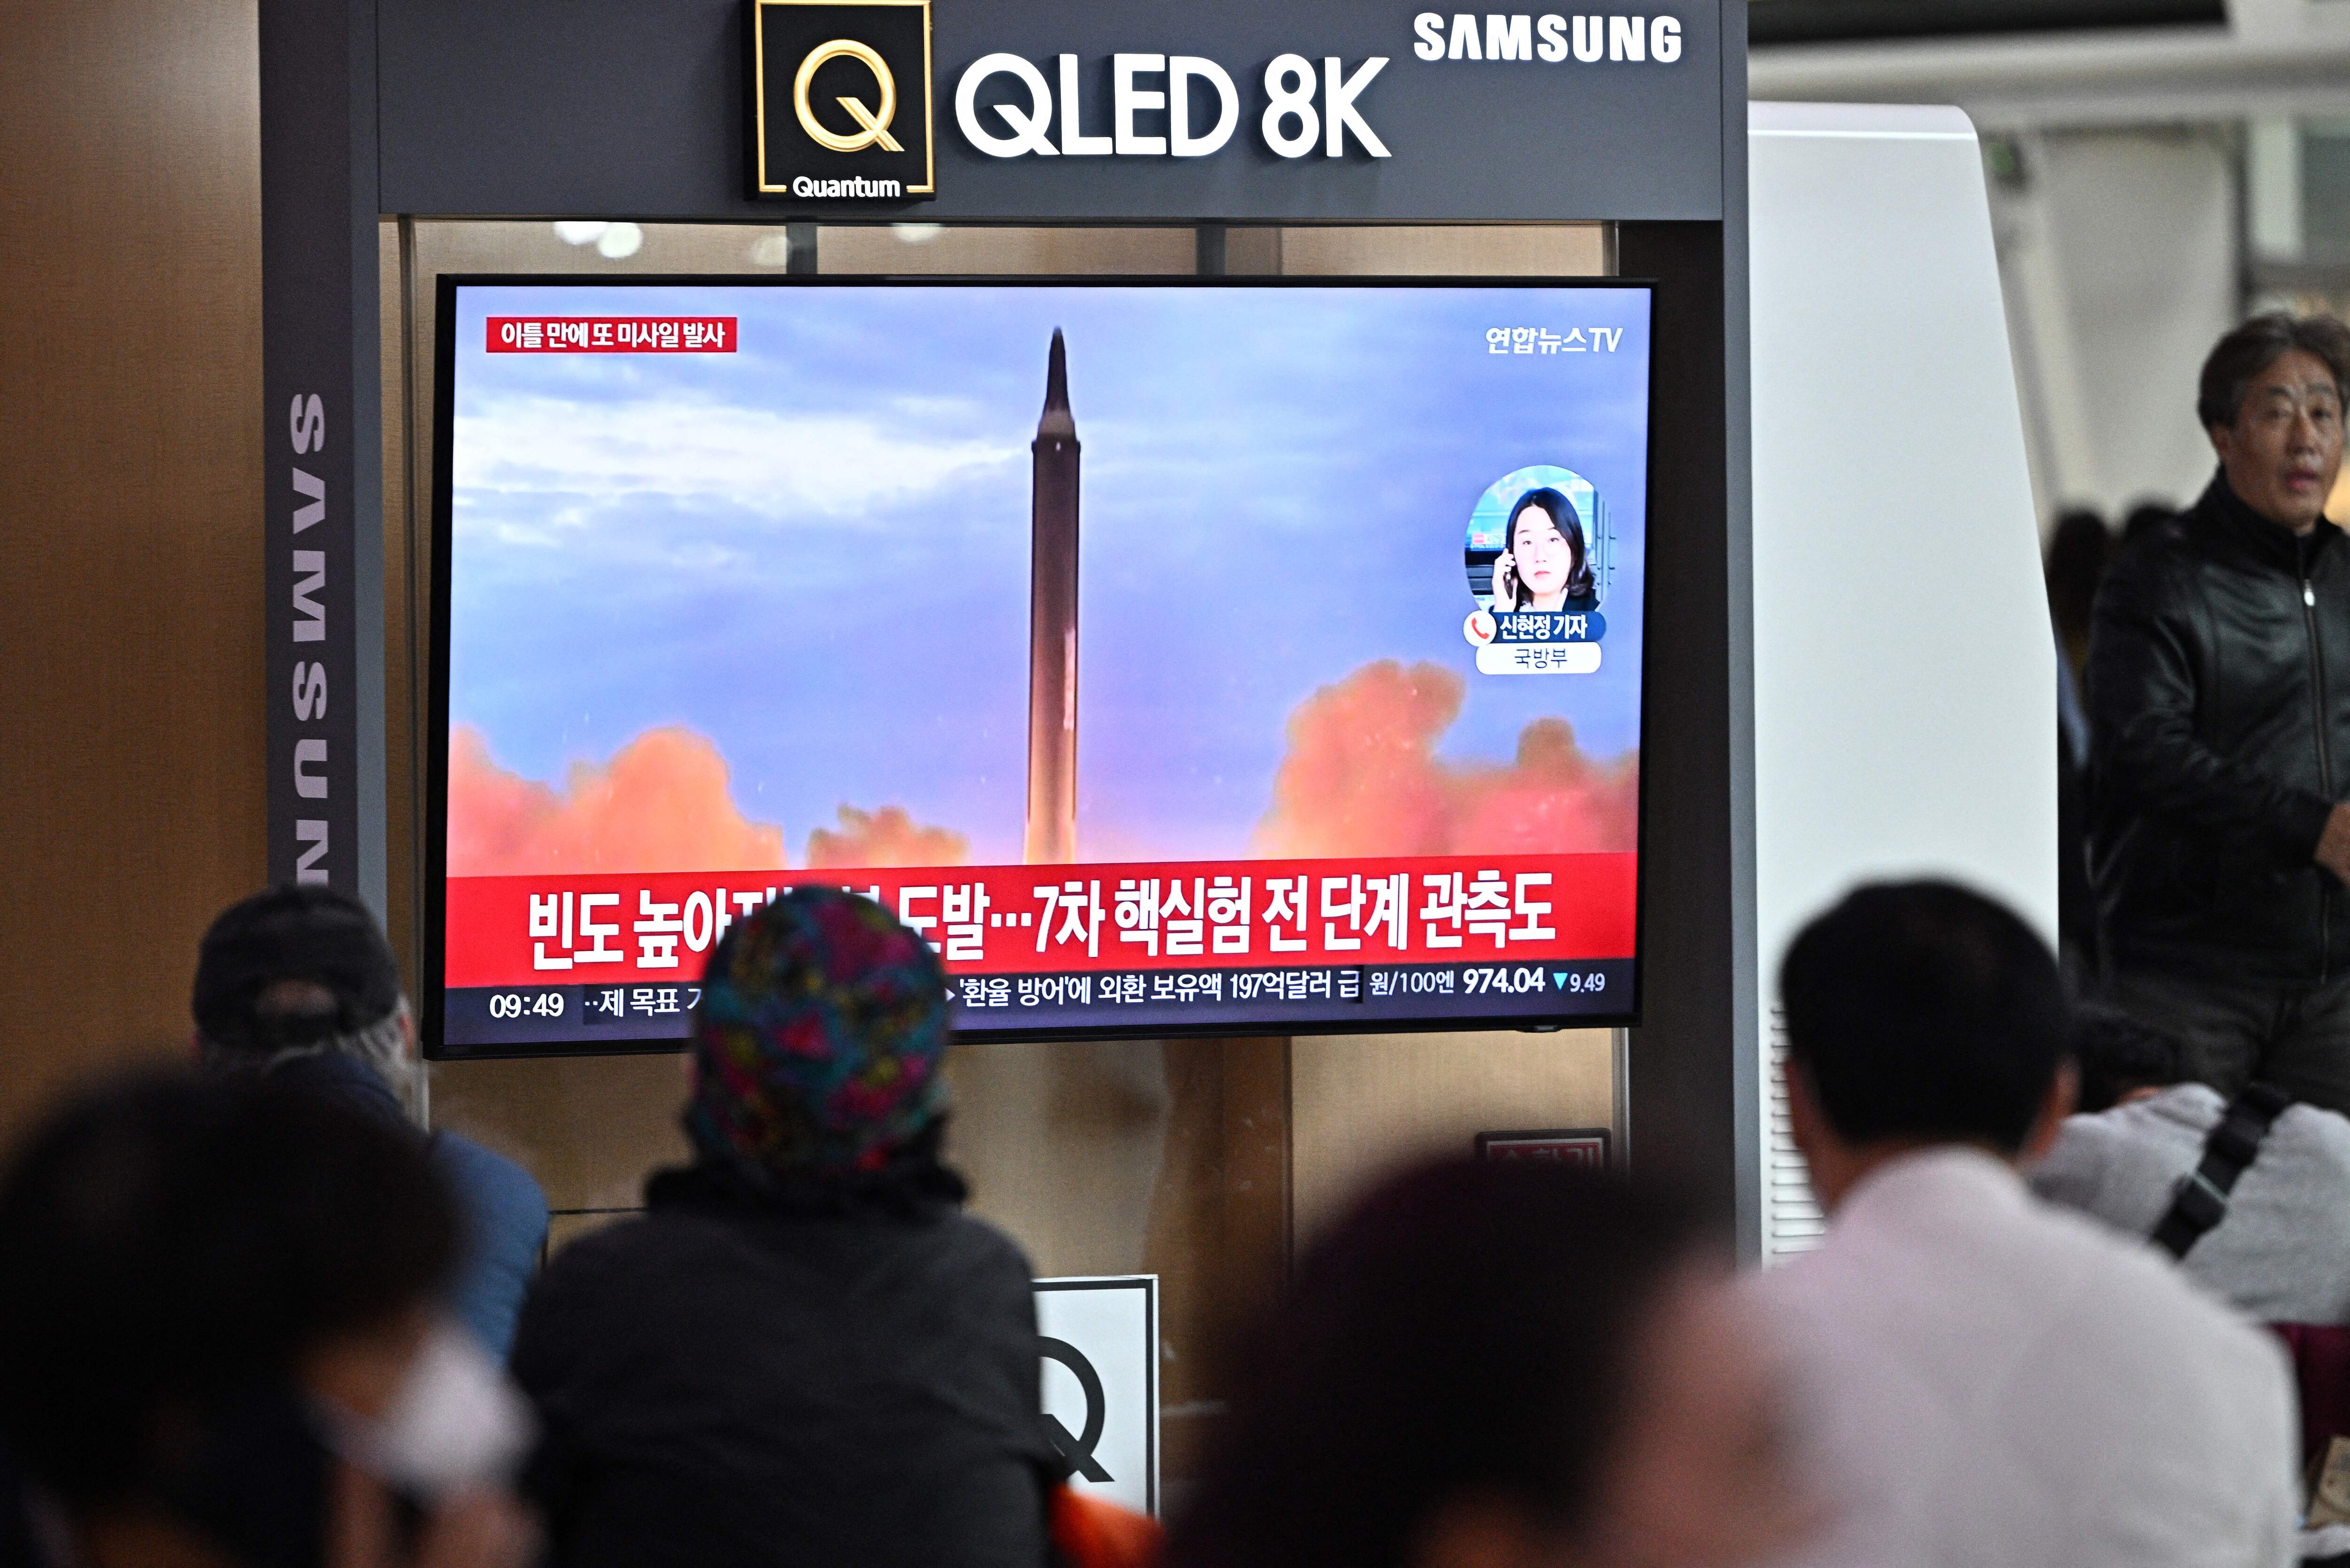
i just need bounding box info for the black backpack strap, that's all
[2150,1081,2293,1259]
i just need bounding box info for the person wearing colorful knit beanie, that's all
[509,889,1058,1568]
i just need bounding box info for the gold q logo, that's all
[793,39,903,153]
[751,0,933,201]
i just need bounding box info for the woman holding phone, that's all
[1490,487,1598,614]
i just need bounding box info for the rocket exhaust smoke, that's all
[447,725,968,878]
[446,660,1629,879]
[1252,659,1638,858]
[447,725,785,877]
[806,805,970,868]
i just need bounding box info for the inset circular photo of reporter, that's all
[1466,466,1607,614]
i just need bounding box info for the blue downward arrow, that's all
[1552,972,1570,990]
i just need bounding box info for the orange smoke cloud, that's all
[805,805,970,869]
[446,724,786,877]
[1252,659,1638,858]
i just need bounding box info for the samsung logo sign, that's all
[1412,12,1682,62]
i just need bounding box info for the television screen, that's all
[428,275,1651,1054]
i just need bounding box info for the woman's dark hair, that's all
[1780,880,2068,1155]
[1167,1160,1700,1568]
[0,1069,458,1506]
[2197,312,2350,431]
[1504,488,1596,607]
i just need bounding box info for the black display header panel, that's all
[378,0,1725,223]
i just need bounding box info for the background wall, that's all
[1749,2,2350,537]
[1990,127,2239,523]
[0,0,266,1139]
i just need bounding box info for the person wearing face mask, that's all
[2088,313,2350,1113]
[1165,1159,1817,1568]
[509,888,1058,1568]
[1490,488,1599,615]
[0,1070,538,1568]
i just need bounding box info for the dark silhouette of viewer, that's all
[510,887,1056,1568]
[2044,506,2109,683]
[1757,880,2299,1567]
[2045,507,2112,976]
[0,1071,534,1568]
[192,885,549,1359]
[2119,499,2176,551]
[2063,1002,2188,1116]
[1167,1159,1813,1568]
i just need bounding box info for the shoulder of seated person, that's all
[432,1130,549,1204]
[2280,1098,2350,1134]
[2273,1099,2350,1161]
[525,1211,680,1301]
[2036,1091,2211,1177]
[940,1209,1041,1279]
[2113,1083,2224,1131]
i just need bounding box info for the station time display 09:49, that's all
[486,990,568,1020]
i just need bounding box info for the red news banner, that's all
[486,316,737,353]
[444,853,1636,990]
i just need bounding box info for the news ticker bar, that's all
[442,853,1635,989]
[437,957,1637,1051]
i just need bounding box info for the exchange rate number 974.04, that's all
[1463,966,1558,996]
[1458,967,1609,997]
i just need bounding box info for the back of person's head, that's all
[2069,1004,2185,1114]
[192,886,414,1108]
[1168,1160,1803,1568]
[2044,507,2110,640]
[0,1069,457,1516]
[2120,499,2176,547]
[1780,880,2069,1156]
[686,887,951,1184]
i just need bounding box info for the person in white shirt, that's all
[2032,1004,2350,1326]
[1754,880,2300,1568]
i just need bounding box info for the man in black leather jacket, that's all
[2087,312,2350,1110]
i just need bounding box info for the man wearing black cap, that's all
[193,886,548,1359]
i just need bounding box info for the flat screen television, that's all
[426,274,1651,1054]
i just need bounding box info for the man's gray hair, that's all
[2198,311,2350,430]
[198,998,421,1120]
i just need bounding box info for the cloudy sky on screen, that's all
[446,281,1652,865]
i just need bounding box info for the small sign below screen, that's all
[1035,1275,1158,1516]
[1474,1127,1611,1169]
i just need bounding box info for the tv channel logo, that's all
[750,0,936,201]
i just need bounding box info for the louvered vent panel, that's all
[1765,1006,1825,1263]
